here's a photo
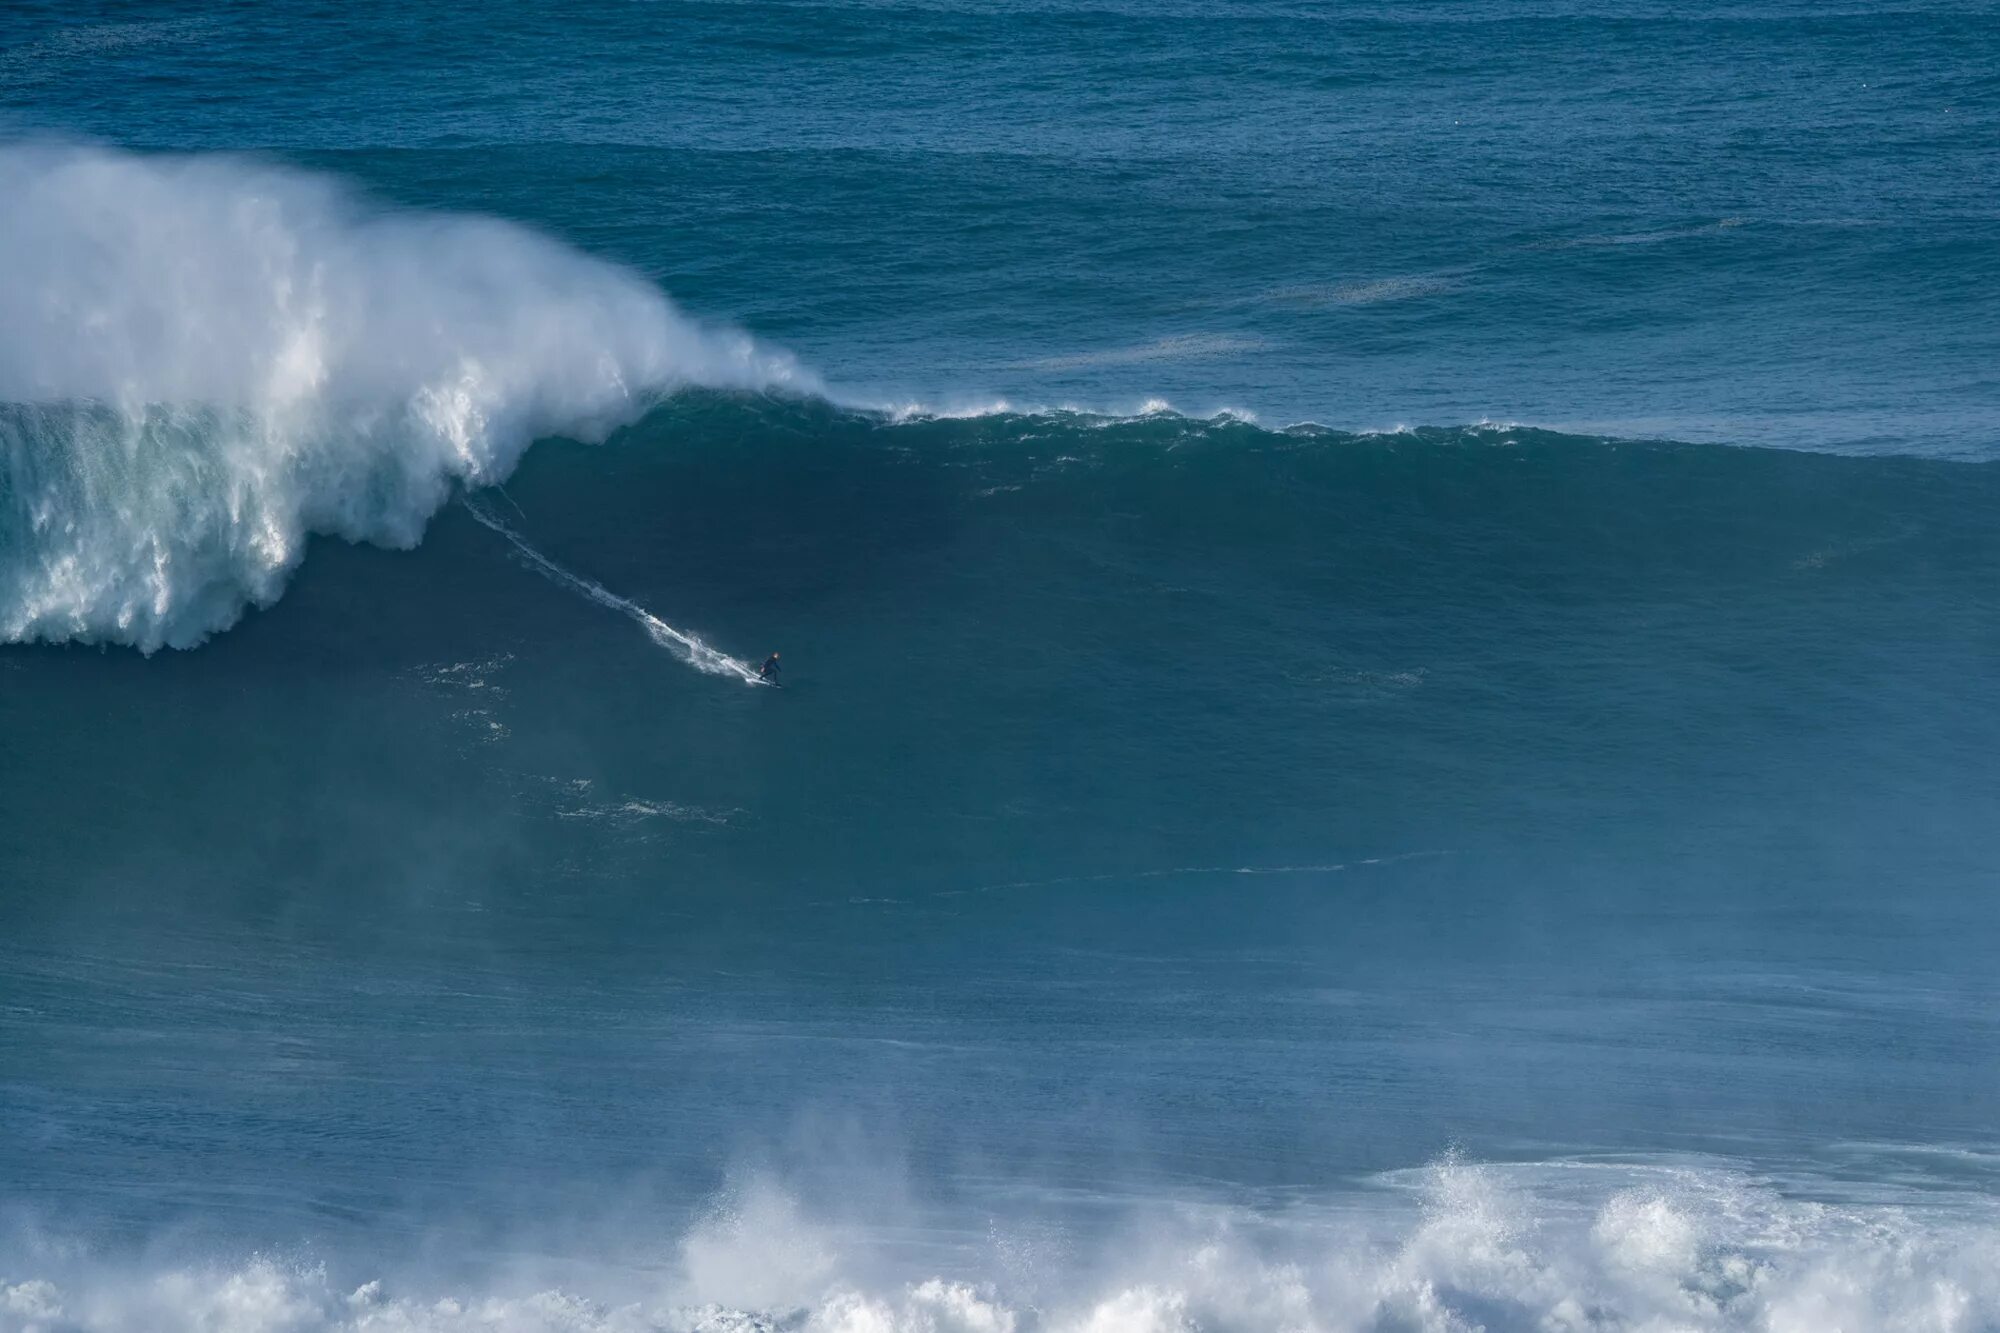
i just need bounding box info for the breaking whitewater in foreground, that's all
[9,1156,2000,1332]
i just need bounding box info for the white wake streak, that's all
[461,497,763,684]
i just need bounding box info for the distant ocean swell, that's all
[6,1157,1999,1332]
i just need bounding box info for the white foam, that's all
[865,399,1252,428]
[9,1157,1998,1333]
[0,142,816,651]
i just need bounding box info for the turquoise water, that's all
[3,4,2000,1330]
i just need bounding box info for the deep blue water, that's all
[2,3,1999,1330]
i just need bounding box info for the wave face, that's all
[4,407,1998,1330]
[0,144,814,651]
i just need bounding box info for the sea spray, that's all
[0,142,817,652]
[7,1158,2000,1332]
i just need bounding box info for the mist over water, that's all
[3,2,1998,1331]
[11,1158,2000,1332]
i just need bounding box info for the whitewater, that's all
[0,143,814,652]
[8,1158,2000,1333]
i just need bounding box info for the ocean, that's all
[3,2,1999,1329]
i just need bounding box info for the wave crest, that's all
[0,143,816,650]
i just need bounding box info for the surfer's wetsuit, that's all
[759,654,781,680]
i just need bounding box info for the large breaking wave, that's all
[0,143,816,651]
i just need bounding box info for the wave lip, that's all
[0,142,817,652]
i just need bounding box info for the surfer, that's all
[758,652,781,681]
